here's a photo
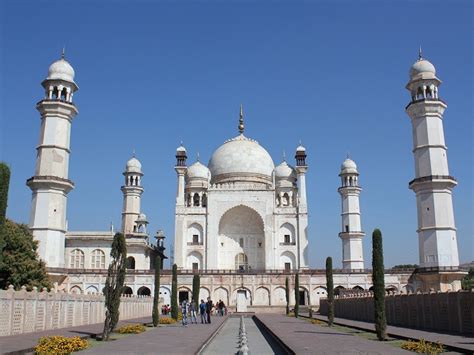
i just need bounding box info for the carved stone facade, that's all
[62,269,414,310]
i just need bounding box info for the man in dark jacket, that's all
[206,297,213,324]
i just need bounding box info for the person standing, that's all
[199,299,207,324]
[181,299,188,326]
[206,297,213,324]
[189,298,197,324]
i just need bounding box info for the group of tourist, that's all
[161,304,171,315]
[180,298,227,326]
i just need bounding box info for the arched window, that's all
[137,286,151,296]
[69,249,84,268]
[193,193,200,206]
[70,286,82,294]
[187,194,192,206]
[91,249,105,269]
[202,193,207,207]
[122,286,133,295]
[235,253,248,271]
[282,193,289,206]
[126,256,135,269]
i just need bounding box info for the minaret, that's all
[174,143,187,268]
[405,50,461,280]
[26,51,78,268]
[295,144,309,269]
[338,158,365,270]
[121,156,144,235]
[175,144,187,206]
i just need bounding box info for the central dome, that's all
[208,134,274,184]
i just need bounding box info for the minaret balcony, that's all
[405,97,446,109]
[409,175,457,192]
[26,175,74,193]
[338,231,365,239]
[36,99,78,118]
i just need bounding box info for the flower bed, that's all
[159,317,177,324]
[34,335,88,354]
[116,324,146,334]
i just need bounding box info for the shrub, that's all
[159,317,177,324]
[116,324,146,334]
[34,335,88,354]
[401,339,445,354]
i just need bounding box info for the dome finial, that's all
[132,148,136,158]
[283,150,286,162]
[418,45,422,61]
[197,152,200,162]
[238,104,244,134]
[347,151,350,159]
[61,46,65,59]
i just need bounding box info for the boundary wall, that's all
[319,290,473,335]
[0,285,152,336]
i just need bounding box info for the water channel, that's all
[201,315,288,355]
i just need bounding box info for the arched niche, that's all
[218,205,265,270]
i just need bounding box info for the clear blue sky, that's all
[1,0,472,268]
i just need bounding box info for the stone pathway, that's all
[0,315,227,355]
[81,316,227,354]
[310,314,474,353]
[256,314,411,354]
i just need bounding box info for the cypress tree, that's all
[294,272,299,317]
[372,228,387,341]
[326,256,334,327]
[102,232,127,341]
[0,163,10,267]
[192,273,200,309]
[285,276,290,315]
[171,263,178,320]
[152,255,161,327]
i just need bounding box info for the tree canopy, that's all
[0,219,50,290]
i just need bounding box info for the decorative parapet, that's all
[0,285,152,336]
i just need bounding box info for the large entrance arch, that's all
[218,205,265,270]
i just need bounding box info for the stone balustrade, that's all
[0,285,153,336]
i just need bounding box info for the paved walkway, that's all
[0,317,151,355]
[82,316,227,354]
[309,313,474,353]
[256,314,411,354]
[0,315,228,355]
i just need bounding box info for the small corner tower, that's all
[27,51,79,268]
[338,158,365,270]
[121,156,144,235]
[294,143,309,269]
[405,50,461,290]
